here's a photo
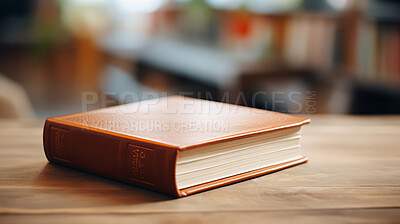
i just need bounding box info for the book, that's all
[43,95,310,197]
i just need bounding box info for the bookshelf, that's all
[169,0,400,113]
[99,0,400,114]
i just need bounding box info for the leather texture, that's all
[53,95,310,150]
[43,95,310,197]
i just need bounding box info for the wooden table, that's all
[1,115,400,223]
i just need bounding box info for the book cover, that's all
[43,95,310,197]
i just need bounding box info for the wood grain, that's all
[0,116,400,223]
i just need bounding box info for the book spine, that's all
[43,119,180,197]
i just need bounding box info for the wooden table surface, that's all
[1,115,400,224]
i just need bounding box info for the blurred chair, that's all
[0,74,34,118]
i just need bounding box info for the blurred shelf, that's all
[98,33,242,88]
[368,0,400,23]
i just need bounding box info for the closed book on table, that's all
[43,95,310,197]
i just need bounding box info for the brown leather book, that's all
[43,95,310,197]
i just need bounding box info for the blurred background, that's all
[0,0,399,119]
